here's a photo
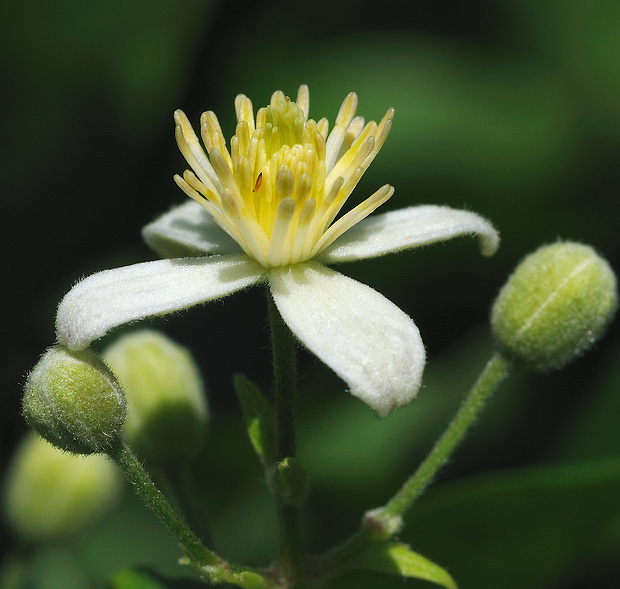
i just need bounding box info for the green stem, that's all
[382,352,511,519]
[109,443,224,572]
[267,293,302,582]
[313,352,512,583]
[268,294,298,459]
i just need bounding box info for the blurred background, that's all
[1,1,620,587]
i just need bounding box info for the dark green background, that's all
[2,1,620,587]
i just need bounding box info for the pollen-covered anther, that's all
[276,165,294,199]
[268,198,297,266]
[310,184,395,257]
[234,95,255,131]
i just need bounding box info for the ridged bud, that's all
[3,433,122,542]
[102,330,208,465]
[491,242,617,371]
[22,347,126,454]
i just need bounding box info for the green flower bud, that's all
[102,330,208,465]
[23,347,126,454]
[3,432,122,542]
[491,242,617,371]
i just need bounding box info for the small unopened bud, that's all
[362,507,403,541]
[102,330,208,465]
[491,242,617,371]
[22,347,126,454]
[3,433,122,542]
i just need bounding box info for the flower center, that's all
[174,86,394,268]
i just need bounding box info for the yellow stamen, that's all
[174,85,394,268]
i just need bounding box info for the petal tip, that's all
[55,288,100,351]
[480,228,500,257]
[269,262,426,419]
[353,349,425,419]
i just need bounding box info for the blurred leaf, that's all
[208,474,278,565]
[225,35,577,204]
[516,0,620,132]
[351,542,456,589]
[233,374,278,468]
[0,554,28,589]
[297,328,523,492]
[26,546,90,589]
[298,392,435,489]
[1,0,214,179]
[111,568,169,589]
[405,457,620,589]
[74,492,196,585]
[557,339,620,462]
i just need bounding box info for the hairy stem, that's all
[382,352,511,519]
[313,352,512,583]
[109,443,222,570]
[267,293,302,584]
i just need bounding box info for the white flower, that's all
[56,86,499,417]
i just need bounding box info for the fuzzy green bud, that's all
[3,432,122,542]
[23,347,126,454]
[491,242,617,371]
[102,330,208,465]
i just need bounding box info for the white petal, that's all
[57,255,265,350]
[269,262,425,417]
[142,201,242,258]
[317,205,500,264]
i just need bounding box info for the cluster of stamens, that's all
[174,85,394,268]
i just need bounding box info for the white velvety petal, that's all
[57,255,265,350]
[317,205,499,264]
[269,262,425,417]
[142,201,242,258]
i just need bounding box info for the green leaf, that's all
[352,542,456,589]
[74,492,193,584]
[16,546,90,589]
[406,457,620,589]
[233,374,278,468]
[110,568,169,589]
[222,568,272,589]
[559,339,620,461]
